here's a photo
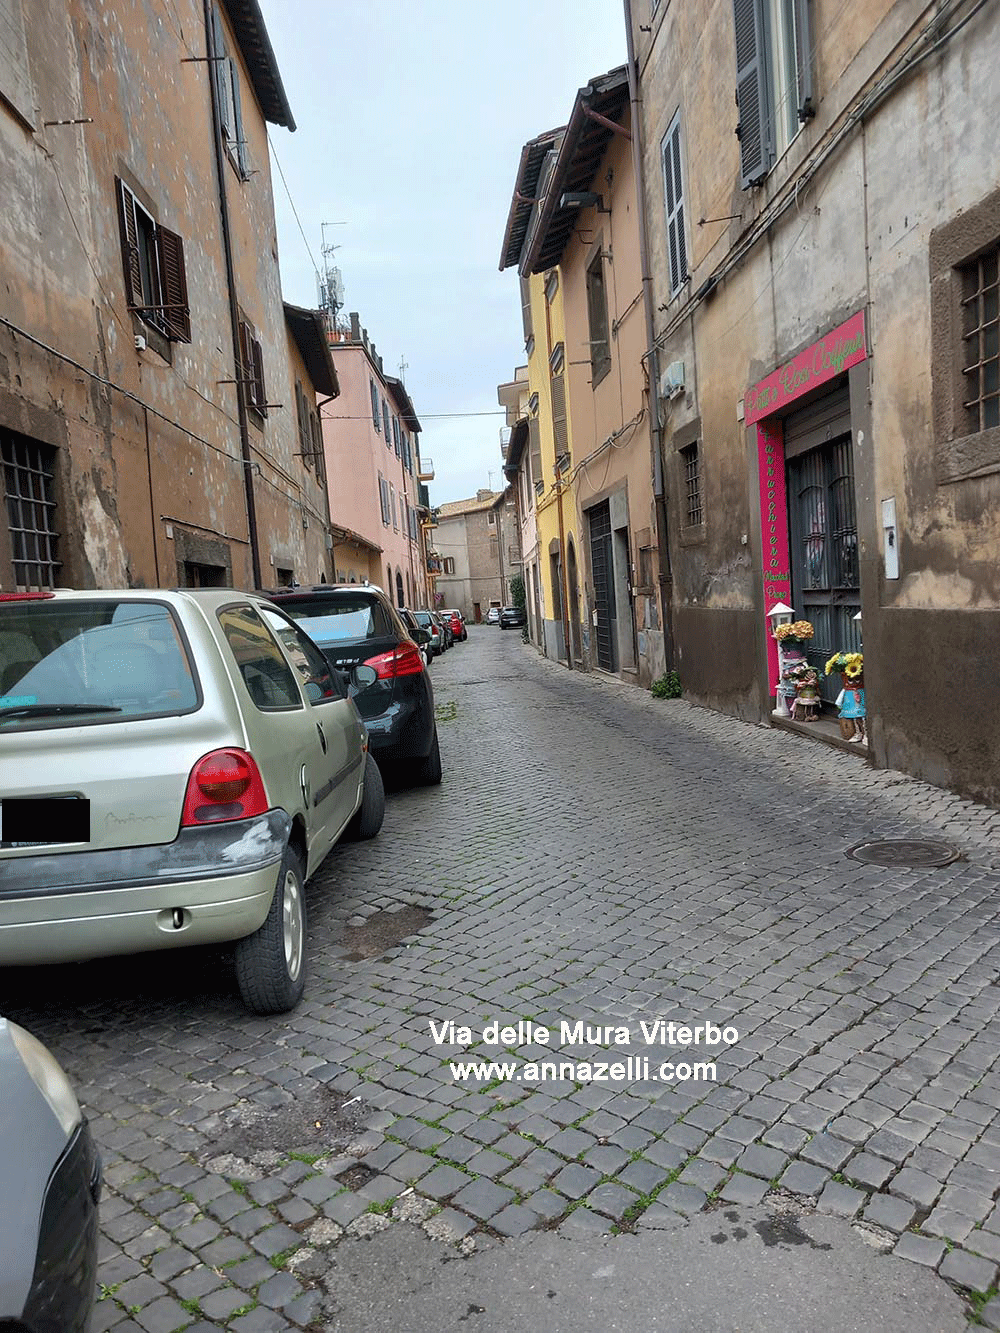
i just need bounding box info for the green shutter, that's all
[733,0,770,187]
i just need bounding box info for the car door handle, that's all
[316,723,327,754]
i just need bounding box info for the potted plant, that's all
[825,652,866,742]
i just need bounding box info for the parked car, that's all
[486,606,502,625]
[440,609,467,641]
[0,1017,101,1332]
[432,611,454,649]
[411,609,443,657]
[500,606,527,629]
[265,584,442,787]
[0,588,384,1014]
[398,608,434,666]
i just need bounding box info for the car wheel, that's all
[415,728,442,786]
[345,756,385,840]
[234,843,306,1015]
[462,631,467,641]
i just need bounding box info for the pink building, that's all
[321,313,432,608]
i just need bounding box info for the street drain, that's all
[210,1084,371,1157]
[339,1163,377,1190]
[846,838,961,868]
[341,905,433,960]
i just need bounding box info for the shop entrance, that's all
[588,501,616,671]
[785,389,862,706]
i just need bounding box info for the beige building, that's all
[0,0,335,593]
[627,0,1000,805]
[434,489,521,622]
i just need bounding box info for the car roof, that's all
[0,587,272,610]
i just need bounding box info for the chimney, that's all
[476,488,493,501]
[349,312,360,341]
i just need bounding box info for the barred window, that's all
[2,432,61,590]
[961,245,999,433]
[681,442,702,526]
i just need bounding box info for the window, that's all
[395,570,404,607]
[390,483,398,530]
[528,416,542,501]
[0,0,34,127]
[371,378,380,429]
[586,250,611,383]
[733,0,813,188]
[238,316,267,417]
[210,6,249,179]
[443,557,455,575]
[662,113,688,296]
[681,442,703,526]
[378,473,390,525]
[382,399,391,443]
[258,606,345,702]
[218,605,301,710]
[2,432,60,590]
[392,416,400,456]
[551,372,569,473]
[961,245,999,433]
[310,412,326,485]
[117,180,191,342]
[295,381,312,468]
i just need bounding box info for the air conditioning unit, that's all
[659,361,685,400]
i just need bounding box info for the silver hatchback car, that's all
[0,588,384,1013]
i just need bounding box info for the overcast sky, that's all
[259,0,627,506]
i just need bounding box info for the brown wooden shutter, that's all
[156,225,191,342]
[229,58,249,176]
[311,412,325,483]
[295,381,310,462]
[238,319,253,406]
[251,334,266,416]
[117,179,143,308]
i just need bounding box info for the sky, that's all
[258,0,628,507]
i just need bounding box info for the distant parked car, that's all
[0,1018,101,1332]
[433,611,454,649]
[411,610,443,657]
[486,606,501,625]
[399,608,434,666]
[266,584,442,787]
[0,587,384,1014]
[440,609,466,641]
[500,606,527,629]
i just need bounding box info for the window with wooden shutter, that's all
[156,225,191,342]
[118,180,145,311]
[371,379,380,429]
[211,6,250,179]
[382,399,391,444]
[311,412,326,483]
[250,336,266,416]
[733,0,769,187]
[793,0,815,122]
[0,0,35,128]
[662,113,688,297]
[239,317,266,417]
[295,382,311,466]
[551,373,568,469]
[528,416,542,499]
[586,252,611,382]
[392,416,400,456]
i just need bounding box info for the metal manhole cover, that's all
[846,839,960,868]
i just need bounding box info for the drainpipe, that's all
[625,0,675,668]
[203,0,262,589]
[555,471,573,669]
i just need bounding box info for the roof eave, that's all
[284,304,339,397]
[222,0,296,130]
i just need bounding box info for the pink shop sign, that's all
[744,311,867,425]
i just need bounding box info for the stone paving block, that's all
[778,1161,830,1197]
[451,1177,515,1221]
[938,1247,998,1292]
[557,1208,613,1238]
[736,1144,788,1181]
[551,1163,602,1201]
[643,1139,690,1172]
[966,1228,1000,1263]
[981,1296,1000,1332]
[587,1182,641,1220]
[937,1185,993,1221]
[720,1174,769,1206]
[862,1193,916,1233]
[844,1152,896,1190]
[492,1203,543,1236]
[418,1163,473,1200]
[923,1206,976,1242]
[718,1116,766,1146]
[889,1166,942,1209]
[892,1232,947,1268]
[657,1182,707,1216]
[134,1296,197,1333]
[583,1143,629,1176]
[523,1188,567,1220]
[256,1270,303,1309]
[816,1180,865,1218]
[761,1122,809,1153]
[799,1134,853,1172]
[677,1159,728,1194]
[636,1202,687,1232]
[200,1287,253,1321]
[384,1149,436,1184]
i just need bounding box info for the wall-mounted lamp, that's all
[560,191,610,214]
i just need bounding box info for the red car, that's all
[440,609,467,642]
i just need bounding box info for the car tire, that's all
[345,756,385,840]
[415,728,442,786]
[234,843,307,1015]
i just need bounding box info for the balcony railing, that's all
[417,457,435,481]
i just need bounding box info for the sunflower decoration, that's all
[825,651,863,679]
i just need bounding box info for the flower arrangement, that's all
[782,660,818,687]
[825,651,863,680]
[774,619,814,648]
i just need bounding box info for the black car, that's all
[264,585,441,784]
[499,606,527,629]
[0,1018,101,1333]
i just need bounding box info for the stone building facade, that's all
[0,0,334,594]
[434,489,521,622]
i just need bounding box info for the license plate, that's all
[0,797,90,848]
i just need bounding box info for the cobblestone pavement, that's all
[6,628,1000,1331]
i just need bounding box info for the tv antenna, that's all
[318,221,347,321]
[398,355,408,383]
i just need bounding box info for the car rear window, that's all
[0,599,198,731]
[276,594,394,643]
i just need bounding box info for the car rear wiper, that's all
[0,703,123,721]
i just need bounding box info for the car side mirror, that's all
[352,664,378,690]
[413,628,431,646]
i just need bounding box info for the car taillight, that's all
[181,748,269,826]
[0,590,55,600]
[364,641,425,679]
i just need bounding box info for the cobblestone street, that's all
[6,628,1000,1331]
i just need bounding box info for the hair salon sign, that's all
[744,312,867,425]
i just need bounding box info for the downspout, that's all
[555,471,572,668]
[625,0,675,668]
[204,0,262,589]
[316,392,338,583]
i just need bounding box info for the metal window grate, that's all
[2,433,61,590]
[682,443,702,526]
[961,245,1000,432]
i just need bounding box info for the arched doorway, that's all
[566,537,582,665]
[395,569,404,607]
[386,564,392,594]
